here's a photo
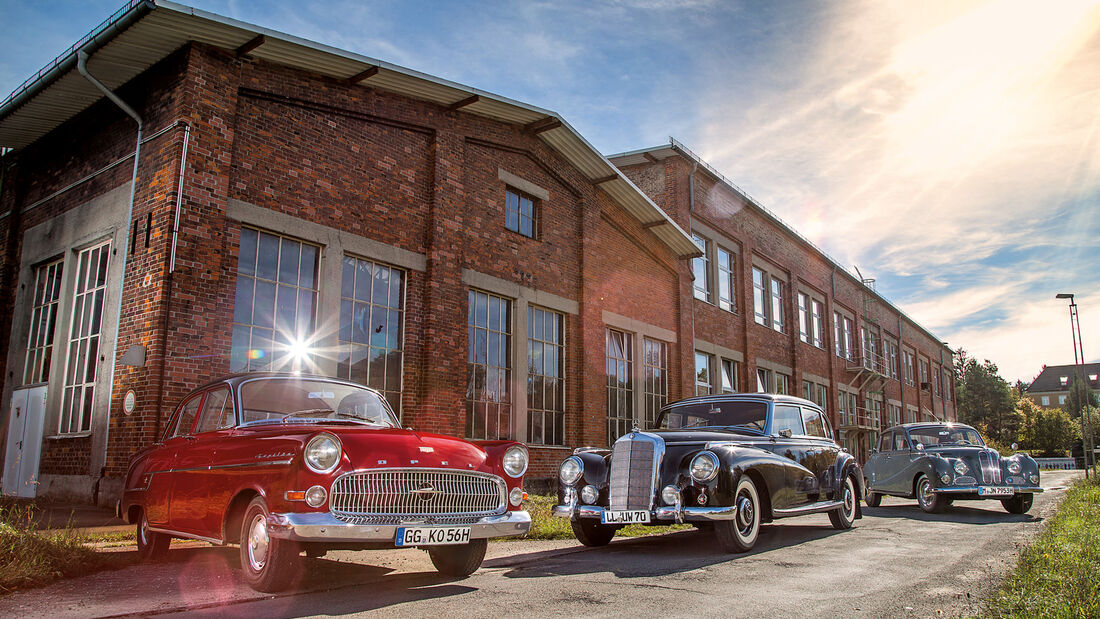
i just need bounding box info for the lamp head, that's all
[1056,293,1074,299]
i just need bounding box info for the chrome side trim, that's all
[147,526,224,545]
[771,500,844,518]
[266,509,531,542]
[148,459,295,476]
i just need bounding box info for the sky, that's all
[1,0,1098,383]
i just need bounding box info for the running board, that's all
[772,500,843,518]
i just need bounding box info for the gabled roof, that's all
[0,0,699,258]
[1026,363,1100,393]
[610,138,953,355]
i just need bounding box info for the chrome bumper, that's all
[553,503,737,522]
[934,486,1044,494]
[267,510,531,542]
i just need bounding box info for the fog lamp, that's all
[661,485,680,506]
[940,473,951,484]
[1007,460,1022,475]
[1030,473,1040,484]
[305,485,327,508]
[580,485,599,504]
[509,487,524,507]
[563,487,577,505]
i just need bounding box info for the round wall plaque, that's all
[123,389,137,415]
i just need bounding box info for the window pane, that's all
[58,243,109,434]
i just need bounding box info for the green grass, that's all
[982,478,1100,618]
[518,494,691,540]
[0,500,127,594]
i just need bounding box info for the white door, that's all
[2,385,48,498]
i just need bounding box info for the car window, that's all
[879,432,892,452]
[194,387,235,433]
[772,404,804,435]
[893,431,910,451]
[801,407,825,437]
[818,412,834,440]
[170,394,203,438]
[660,400,767,431]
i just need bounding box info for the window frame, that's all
[606,328,635,444]
[466,289,513,440]
[58,241,111,435]
[23,258,64,386]
[336,254,406,412]
[504,186,538,239]
[695,351,714,395]
[526,305,566,446]
[716,245,736,313]
[692,234,711,303]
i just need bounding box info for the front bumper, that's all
[553,503,735,522]
[934,486,1044,495]
[267,510,531,542]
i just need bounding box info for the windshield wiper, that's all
[281,408,335,421]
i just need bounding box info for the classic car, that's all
[118,373,531,591]
[553,394,862,552]
[863,422,1043,514]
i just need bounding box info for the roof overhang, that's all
[0,0,699,259]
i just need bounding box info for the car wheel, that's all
[915,474,947,514]
[865,489,882,508]
[135,510,170,561]
[427,538,487,577]
[571,519,616,547]
[829,475,857,530]
[239,496,302,592]
[715,475,761,552]
[1001,494,1034,514]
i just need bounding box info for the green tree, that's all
[1066,373,1098,418]
[954,349,1019,445]
[1017,398,1078,457]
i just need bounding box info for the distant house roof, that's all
[0,0,700,258]
[1026,363,1100,393]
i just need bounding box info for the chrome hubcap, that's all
[737,494,755,535]
[139,517,149,545]
[843,481,854,515]
[919,480,933,506]
[247,514,269,571]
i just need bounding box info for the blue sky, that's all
[2,0,1098,382]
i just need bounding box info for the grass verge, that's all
[520,494,691,540]
[0,500,126,594]
[982,478,1100,617]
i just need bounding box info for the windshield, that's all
[238,378,399,427]
[656,401,767,432]
[908,425,984,447]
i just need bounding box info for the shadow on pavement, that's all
[863,503,1041,524]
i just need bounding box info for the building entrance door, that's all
[2,386,48,498]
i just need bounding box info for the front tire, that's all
[428,538,487,576]
[136,510,170,561]
[829,475,857,529]
[240,496,302,592]
[865,489,882,508]
[571,519,616,547]
[915,474,947,514]
[1002,494,1034,514]
[715,475,761,552]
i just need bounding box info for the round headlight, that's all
[304,433,341,474]
[689,452,719,482]
[1008,460,1022,475]
[580,485,599,504]
[559,456,583,486]
[509,487,525,507]
[662,485,681,506]
[305,485,327,508]
[503,445,529,478]
[954,460,968,475]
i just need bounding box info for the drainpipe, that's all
[898,315,905,417]
[687,161,699,389]
[938,344,947,421]
[77,49,142,492]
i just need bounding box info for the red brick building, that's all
[0,2,953,505]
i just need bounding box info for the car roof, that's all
[884,421,978,433]
[661,393,821,410]
[184,372,378,394]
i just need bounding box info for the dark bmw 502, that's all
[863,422,1043,514]
[553,394,863,552]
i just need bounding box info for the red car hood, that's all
[333,426,493,473]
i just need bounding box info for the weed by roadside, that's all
[518,494,691,540]
[982,477,1100,618]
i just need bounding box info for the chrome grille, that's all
[954,475,976,486]
[608,432,662,510]
[978,450,1002,484]
[329,468,506,525]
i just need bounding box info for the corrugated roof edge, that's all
[609,138,952,356]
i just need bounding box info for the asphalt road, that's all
[0,470,1080,618]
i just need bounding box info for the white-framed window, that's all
[943,368,952,401]
[467,290,512,440]
[1059,395,1067,405]
[902,349,915,385]
[717,247,736,312]
[886,340,899,379]
[1059,375,1069,387]
[721,359,739,393]
[776,372,790,395]
[770,278,786,333]
[337,255,404,411]
[692,234,711,302]
[24,258,64,385]
[527,306,565,446]
[802,379,814,400]
[505,187,537,239]
[811,299,824,348]
[838,390,849,425]
[231,227,320,372]
[1041,396,1050,406]
[919,357,930,388]
[642,338,668,427]
[606,328,634,443]
[695,351,713,395]
[756,367,771,393]
[816,384,828,410]
[752,267,768,325]
[834,311,854,360]
[798,293,811,345]
[59,242,110,435]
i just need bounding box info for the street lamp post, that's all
[1057,293,1093,477]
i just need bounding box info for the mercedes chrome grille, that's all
[329,468,506,525]
[608,432,663,510]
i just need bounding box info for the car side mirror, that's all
[915,443,924,451]
[778,428,792,438]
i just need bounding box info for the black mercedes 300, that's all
[553,394,863,552]
[863,422,1043,514]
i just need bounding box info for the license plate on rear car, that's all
[601,510,650,524]
[978,486,1012,496]
[395,526,471,546]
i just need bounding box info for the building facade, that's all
[1026,363,1100,409]
[0,2,952,505]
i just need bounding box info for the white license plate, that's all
[395,526,471,546]
[601,510,650,524]
[978,486,1013,496]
